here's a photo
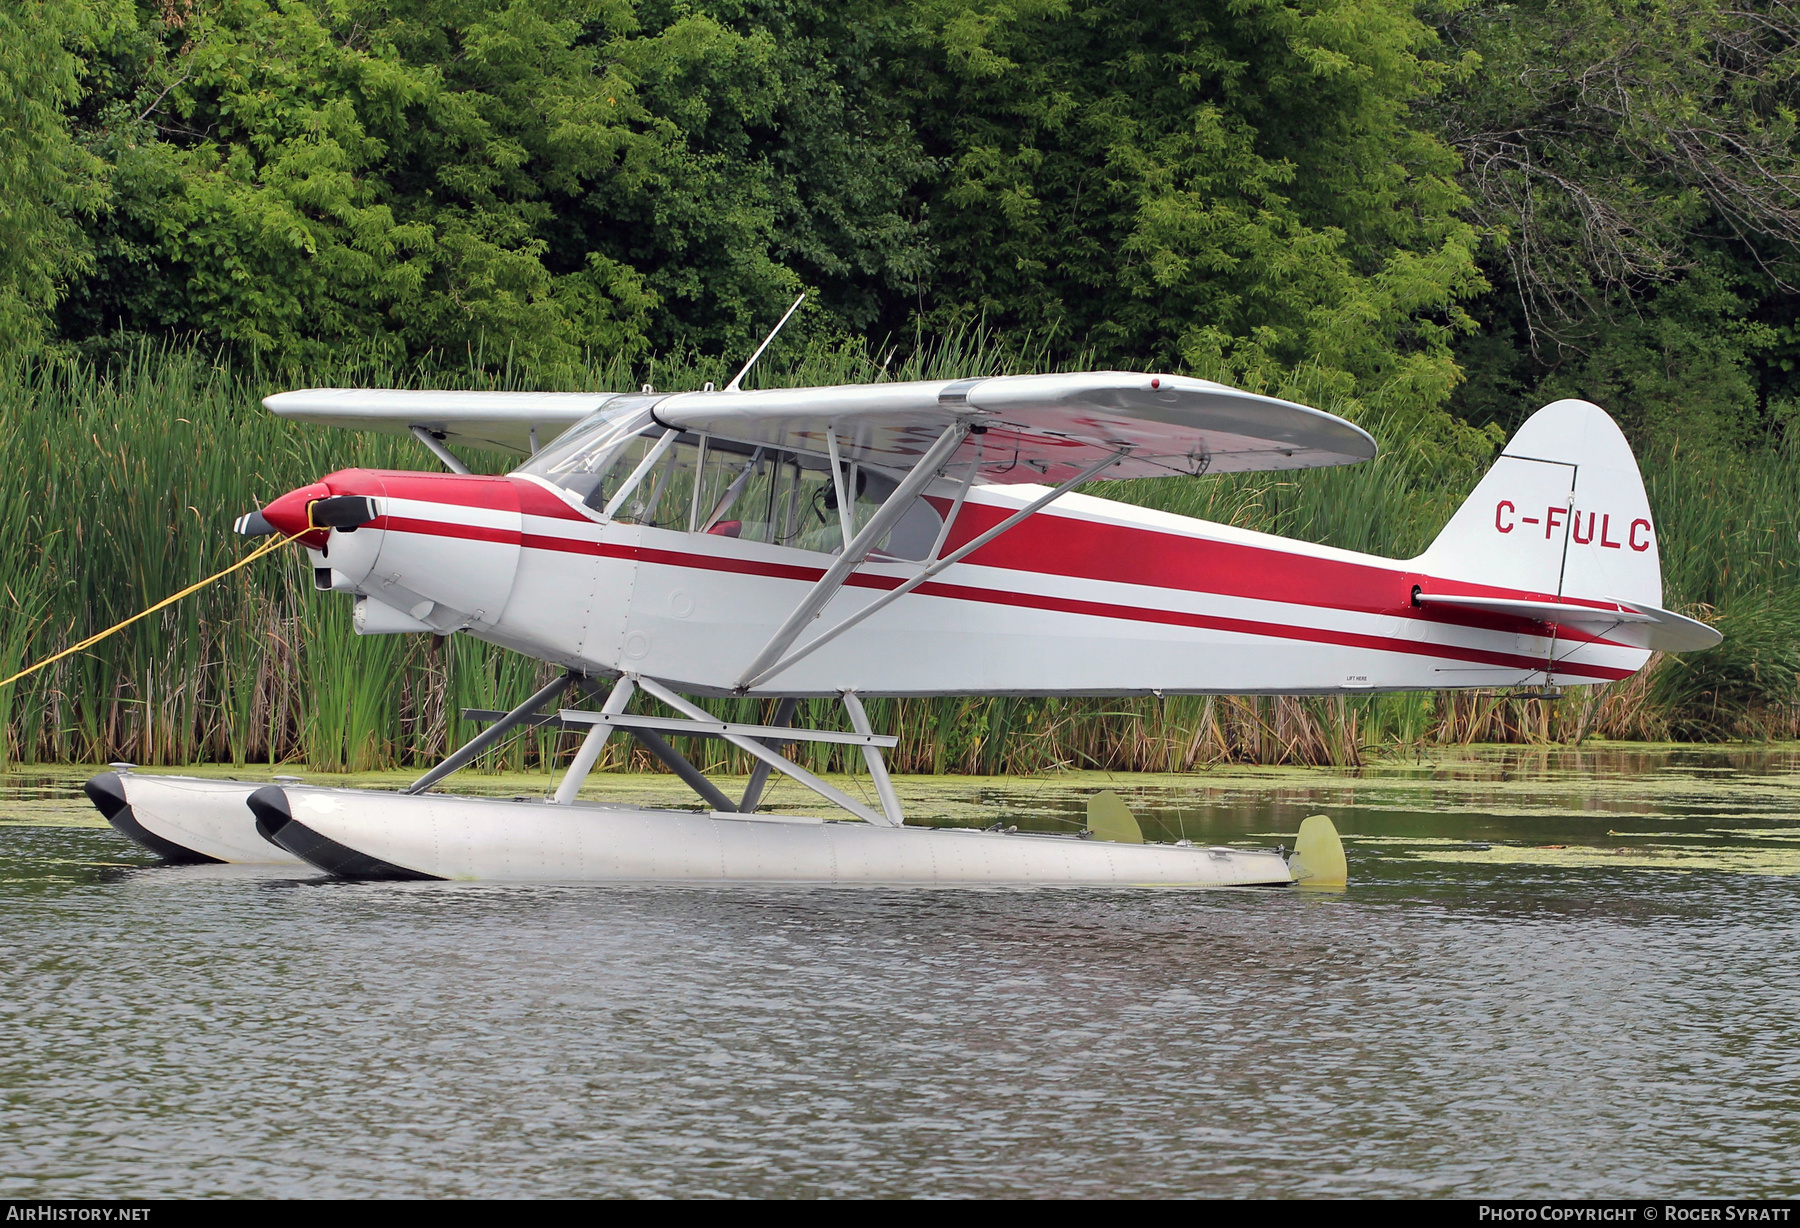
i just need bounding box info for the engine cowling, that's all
[262,469,525,633]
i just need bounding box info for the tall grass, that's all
[0,342,1792,776]
[0,344,563,768]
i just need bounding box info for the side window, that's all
[694,445,837,548]
[590,432,946,559]
[693,450,942,559]
[613,437,701,529]
[569,432,658,513]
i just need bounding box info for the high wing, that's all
[262,389,609,455]
[651,372,1375,481]
[264,371,1376,481]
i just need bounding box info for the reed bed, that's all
[0,344,1792,776]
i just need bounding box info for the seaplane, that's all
[83,303,1721,887]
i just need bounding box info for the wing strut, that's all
[926,437,983,562]
[740,446,1130,690]
[825,429,856,548]
[733,421,970,690]
[410,425,472,475]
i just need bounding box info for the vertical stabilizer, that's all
[1419,399,1662,608]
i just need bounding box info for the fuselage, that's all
[284,467,1648,697]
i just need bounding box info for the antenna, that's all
[724,293,805,393]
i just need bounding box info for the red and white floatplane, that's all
[85,326,1719,886]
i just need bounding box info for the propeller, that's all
[236,494,377,537]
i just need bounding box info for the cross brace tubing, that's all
[556,709,898,748]
[462,708,808,745]
[407,669,578,794]
[448,676,901,827]
[632,676,895,827]
[461,708,570,729]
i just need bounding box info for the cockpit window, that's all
[683,441,942,559]
[514,400,943,558]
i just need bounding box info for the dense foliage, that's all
[10,0,1799,453]
[1432,0,1800,448]
[0,2,1465,421]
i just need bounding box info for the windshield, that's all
[513,395,662,511]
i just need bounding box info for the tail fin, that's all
[1419,399,1661,607]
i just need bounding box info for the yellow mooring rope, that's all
[0,530,306,691]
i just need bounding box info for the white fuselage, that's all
[306,468,1646,696]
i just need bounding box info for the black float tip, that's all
[248,787,439,880]
[83,771,129,821]
[247,785,292,843]
[85,771,219,863]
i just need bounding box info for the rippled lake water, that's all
[3,748,1798,1198]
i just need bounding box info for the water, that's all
[3,749,1798,1198]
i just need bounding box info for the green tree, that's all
[0,0,108,350]
[58,0,934,368]
[64,0,658,368]
[1429,0,1800,448]
[892,0,1489,432]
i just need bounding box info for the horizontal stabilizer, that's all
[1613,598,1724,652]
[1416,593,1721,652]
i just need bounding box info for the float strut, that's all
[843,691,903,826]
[406,670,580,795]
[739,697,799,813]
[572,675,736,810]
[553,676,636,804]
[630,728,739,813]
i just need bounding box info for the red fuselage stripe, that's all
[933,497,1629,613]
[371,514,1634,681]
[360,473,1623,623]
